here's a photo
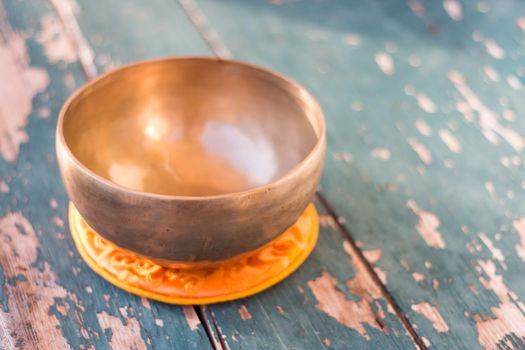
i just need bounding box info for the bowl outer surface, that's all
[56,57,326,263]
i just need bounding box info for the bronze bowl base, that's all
[69,202,319,304]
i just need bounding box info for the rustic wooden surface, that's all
[1,0,525,349]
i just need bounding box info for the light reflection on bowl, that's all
[57,57,326,264]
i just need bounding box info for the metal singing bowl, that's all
[56,57,326,264]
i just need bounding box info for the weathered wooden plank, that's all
[191,0,525,348]
[51,0,419,348]
[67,0,209,73]
[0,0,211,348]
[203,197,418,349]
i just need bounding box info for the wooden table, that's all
[1,0,525,348]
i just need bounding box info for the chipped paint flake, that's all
[408,55,421,67]
[411,302,449,332]
[0,211,73,349]
[36,15,77,63]
[456,101,475,123]
[479,233,506,269]
[374,52,394,75]
[308,271,381,340]
[52,215,64,227]
[400,258,410,271]
[506,75,523,90]
[351,101,363,111]
[477,2,489,13]
[416,93,436,113]
[408,138,432,164]
[422,336,432,347]
[443,159,454,168]
[371,148,391,160]
[439,129,462,153]
[483,39,505,59]
[407,200,446,248]
[49,198,58,208]
[443,0,462,21]
[238,305,252,320]
[333,152,352,163]
[307,241,392,339]
[36,107,50,119]
[483,65,500,82]
[56,305,67,317]
[374,267,388,285]
[96,311,147,350]
[182,306,201,331]
[518,17,525,33]
[0,180,8,193]
[342,241,383,297]
[363,249,382,263]
[415,119,432,136]
[408,0,425,17]
[63,71,75,89]
[0,14,49,162]
[412,272,425,282]
[469,284,479,295]
[473,30,484,42]
[503,109,516,122]
[485,181,495,196]
[449,71,525,151]
[500,156,511,168]
[140,297,150,309]
[276,305,284,314]
[475,260,525,350]
[512,218,525,261]
[319,214,337,229]
[343,33,361,46]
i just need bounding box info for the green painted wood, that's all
[0,0,211,348]
[59,0,419,348]
[204,197,418,349]
[191,0,525,348]
[72,0,209,72]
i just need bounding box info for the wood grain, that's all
[3,0,524,348]
[203,198,419,349]
[0,0,211,348]
[191,0,525,348]
[64,0,418,348]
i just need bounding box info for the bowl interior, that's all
[63,59,319,196]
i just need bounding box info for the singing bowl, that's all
[56,57,326,264]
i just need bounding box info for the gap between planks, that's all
[316,193,427,350]
[196,306,224,350]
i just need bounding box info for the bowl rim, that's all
[56,56,326,201]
